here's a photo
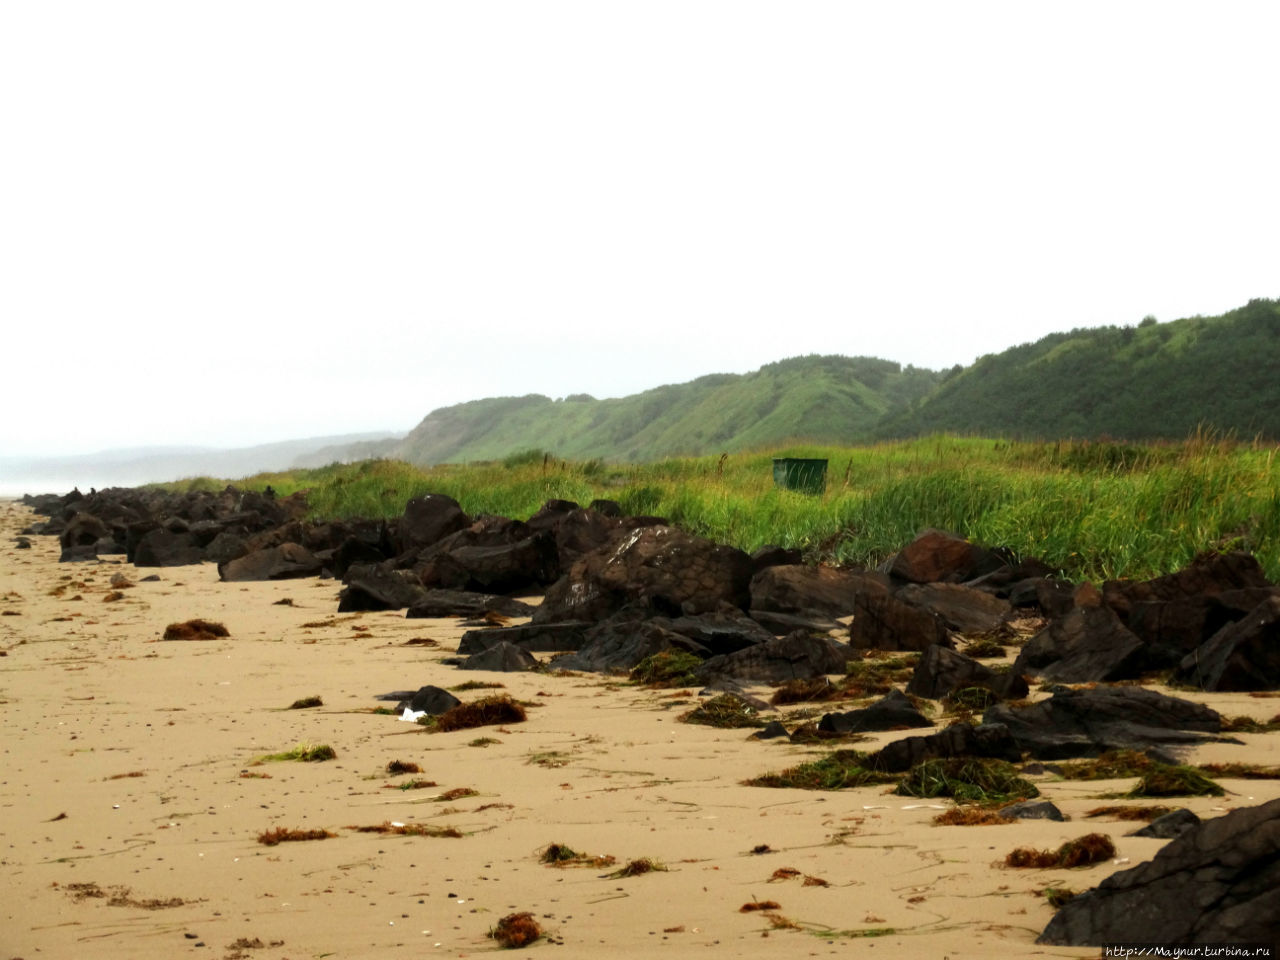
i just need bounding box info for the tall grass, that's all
[157,435,1280,582]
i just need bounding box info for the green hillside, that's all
[394,356,942,464]
[879,298,1280,440]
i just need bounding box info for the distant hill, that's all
[0,432,401,496]
[877,298,1280,441]
[393,356,943,464]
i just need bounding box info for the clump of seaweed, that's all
[1056,750,1154,780]
[434,695,526,733]
[451,680,506,691]
[489,912,542,949]
[288,695,323,709]
[252,743,336,764]
[679,693,766,728]
[842,654,918,695]
[745,750,898,790]
[740,899,782,912]
[1219,714,1280,733]
[770,677,845,706]
[630,649,703,687]
[348,821,462,838]
[386,760,421,775]
[433,787,479,802]
[896,758,1039,806]
[604,858,668,878]
[933,806,1016,826]
[1040,887,1078,908]
[162,619,230,641]
[383,778,438,791]
[1085,805,1176,821]
[1005,833,1116,869]
[257,827,336,846]
[538,843,617,868]
[963,636,1007,659]
[1127,765,1223,798]
[943,686,999,713]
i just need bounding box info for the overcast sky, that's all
[2,1,1277,459]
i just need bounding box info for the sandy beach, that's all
[3,498,1279,960]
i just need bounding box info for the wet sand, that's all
[3,499,1278,960]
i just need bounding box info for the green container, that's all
[772,458,828,494]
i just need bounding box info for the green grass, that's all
[251,743,337,764]
[746,750,899,790]
[153,433,1280,582]
[895,758,1040,806]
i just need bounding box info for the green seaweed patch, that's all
[451,680,506,692]
[896,758,1039,806]
[538,842,617,869]
[1126,765,1223,798]
[1056,750,1155,780]
[288,695,323,709]
[603,858,668,878]
[746,750,899,790]
[679,693,766,729]
[630,650,703,688]
[1198,762,1280,779]
[251,743,336,764]
[770,677,847,706]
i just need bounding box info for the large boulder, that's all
[1009,603,1146,683]
[1038,798,1280,949]
[983,686,1223,761]
[133,529,204,567]
[897,582,1011,635]
[457,622,592,655]
[421,534,560,593]
[338,566,427,612]
[817,689,934,735]
[400,494,469,553]
[550,615,708,674]
[662,609,775,657]
[696,631,852,685]
[1173,593,1280,691]
[865,722,1022,773]
[905,644,1028,701]
[218,543,323,581]
[749,565,889,621]
[535,525,754,623]
[887,529,1005,584]
[1102,550,1272,622]
[459,642,541,672]
[847,590,952,652]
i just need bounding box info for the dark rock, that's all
[400,494,469,552]
[1007,577,1076,617]
[59,543,99,562]
[419,533,559,593]
[983,686,1224,761]
[696,630,852,685]
[1173,594,1280,691]
[524,499,579,535]
[535,525,754,623]
[553,508,624,569]
[749,544,804,572]
[60,512,111,551]
[866,722,1022,773]
[753,720,790,740]
[219,543,323,581]
[457,622,591,655]
[1102,550,1272,623]
[1129,808,1200,840]
[396,685,462,716]
[1127,587,1278,669]
[847,590,952,652]
[338,566,427,612]
[897,582,1011,635]
[406,590,537,620]
[887,529,1004,584]
[1009,603,1146,683]
[203,531,249,565]
[15,537,31,549]
[817,689,934,735]
[459,641,541,672]
[663,609,775,657]
[905,644,1028,701]
[133,529,204,567]
[999,800,1065,821]
[1038,798,1280,948]
[330,535,391,580]
[549,616,709,674]
[748,609,840,635]
[588,499,622,517]
[749,564,888,621]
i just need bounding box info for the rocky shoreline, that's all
[7,485,1280,954]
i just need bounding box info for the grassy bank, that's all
[161,435,1280,582]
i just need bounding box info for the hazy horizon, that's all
[3,2,1277,460]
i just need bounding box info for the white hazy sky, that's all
[2,1,1277,458]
